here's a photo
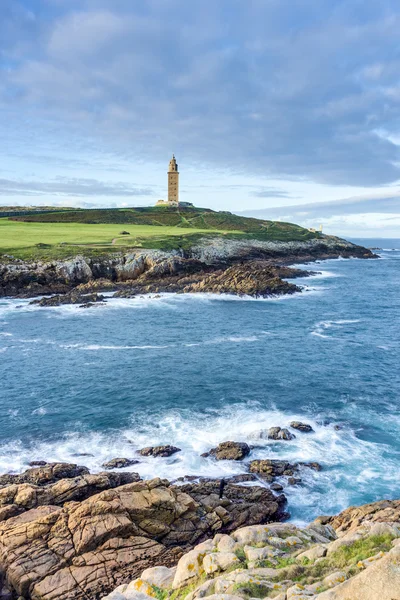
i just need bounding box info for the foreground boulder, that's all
[0,477,286,599]
[202,442,251,461]
[103,503,400,600]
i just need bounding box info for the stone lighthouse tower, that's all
[168,154,179,205]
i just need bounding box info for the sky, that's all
[1,0,400,237]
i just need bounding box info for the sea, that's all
[0,238,399,522]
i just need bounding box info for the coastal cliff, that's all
[0,235,375,299]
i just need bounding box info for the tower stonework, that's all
[168,155,179,204]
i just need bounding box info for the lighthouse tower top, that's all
[168,155,179,173]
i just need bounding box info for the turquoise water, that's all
[0,239,399,521]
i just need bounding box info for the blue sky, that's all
[1,0,400,236]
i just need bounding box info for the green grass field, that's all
[0,206,318,260]
[0,219,233,260]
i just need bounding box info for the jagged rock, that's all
[0,478,288,599]
[271,483,284,492]
[288,477,302,486]
[138,445,181,457]
[202,441,250,461]
[0,462,89,487]
[31,291,106,307]
[324,498,400,534]
[290,421,314,433]
[249,459,297,480]
[299,462,322,471]
[0,471,140,514]
[102,458,141,469]
[267,427,296,440]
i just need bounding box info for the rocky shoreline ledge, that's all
[0,456,398,600]
[0,236,376,301]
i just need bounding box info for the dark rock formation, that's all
[249,459,298,482]
[290,421,314,433]
[138,445,181,458]
[30,292,105,307]
[267,426,296,440]
[0,236,376,299]
[201,441,251,461]
[102,458,141,469]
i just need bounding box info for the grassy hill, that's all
[1,206,318,260]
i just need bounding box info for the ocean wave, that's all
[311,319,361,340]
[0,403,398,521]
[60,343,173,351]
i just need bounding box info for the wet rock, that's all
[202,441,250,461]
[290,421,314,433]
[299,461,322,471]
[31,292,106,307]
[270,483,284,492]
[288,477,302,486]
[28,460,48,467]
[0,462,89,487]
[226,474,257,483]
[138,445,181,458]
[268,427,296,440]
[102,458,141,469]
[249,459,298,480]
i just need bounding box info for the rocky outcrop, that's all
[267,427,296,441]
[0,477,287,600]
[249,459,299,482]
[290,421,314,433]
[323,498,400,535]
[138,446,181,458]
[102,458,141,470]
[202,442,251,461]
[0,469,140,519]
[0,236,376,298]
[31,292,106,307]
[0,462,90,487]
[102,509,400,600]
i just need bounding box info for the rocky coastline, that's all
[0,236,376,301]
[0,451,398,600]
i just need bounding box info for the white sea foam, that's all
[311,319,361,340]
[0,403,397,521]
